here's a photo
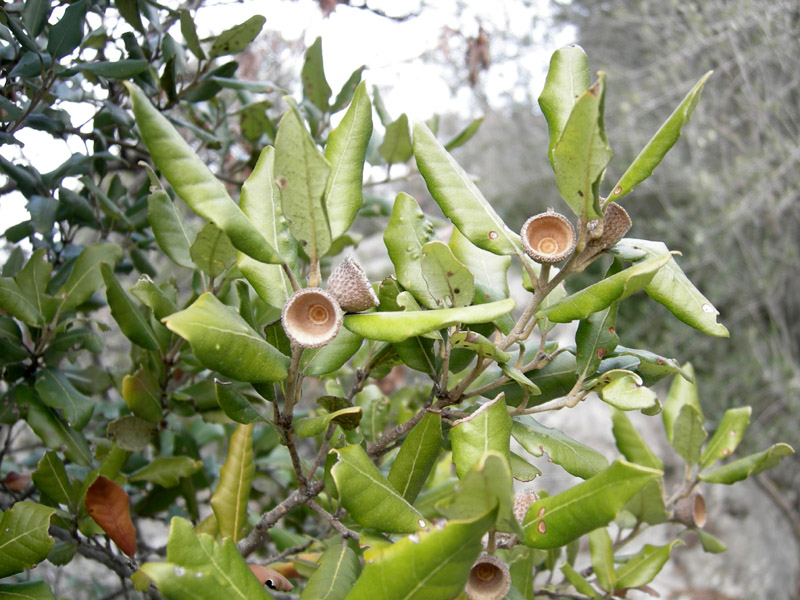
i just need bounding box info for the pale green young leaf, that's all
[699,443,794,484]
[387,412,443,504]
[449,226,510,300]
[101,263,160,351]
[0,502,56,578]
[444,117,484,151]
[662,364,702,444]
[189,223,237,279]
[210,424,254,542]
[121,365,162,423]
[420,241,474,308]
[146,189,194,269]
[300,541,360,600]
[130,277,179,322]
[295,407,362,438]
[614,540,683,589]
[576,302,619,378]
[699,406,751,470]
[450,395,512,479]
[598,370,659,412]
[561,563,601,598]
[589,528,616,591]
[57,242,122,313]
[671,404,707,466]
[379,114,413,165]
[302,327,363,376]
[128,456,202,488]
[697,529,728,554]
[610,409,663,470]
[301,37,332,112]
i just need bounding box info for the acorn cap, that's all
[588,201,632,249]
[327,256,379,313]
[674,492,706,529]
[281,288,343,348]
[465,554,511,600]
[513,488,539,524]
[520,209,576,264]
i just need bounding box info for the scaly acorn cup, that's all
[673,492,707,529]
[587,201,632,249]
[520,208,576,264]
[281,288,343,348]
[513,488,539,524]
[465,554,511,600]
[327,256,379,312]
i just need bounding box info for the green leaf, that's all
[0,581,56,600]
[561,563,600,599]
[32,451,75,510]
[147,188,194,269]
[624,480,668,526]
[300,541,360,600]
[274,103,332,266]
[189,223,237,278]
[46,0,86,59]
[295,407,362,438]
[344,508,496,600]
[611,239,728,337]
[413,122,520,255]
[662,364,702,444]
[125,83,282,265]
[451,331,511,364]
[379,114,413,165]
[589,528,616,591]
[614,540,683,589]
[576,302,618,378]
[121,365,163,423]
[330,445,427,533]
[521,461,661,549]
[302,37,332,112]
[0,501,56,577]
[61,59,149,79]
[420,241,474,308]
[697,529,728,554]
[130,278,179,322]
[449,227,510,300]
[510,452,542,482]
[210,424,254,542]
[444,117,484,151]
[215,381,267,424]
[610,410,663,470]
[671,404,707,466]
[179,9,205,60]
[101,263,160,351]
[325,81,373,239]
[450,395,511,479]
[114,0,145,34]
[106,416,157,453]
[598,370,659,412]
[538,45,590,167]
[57,242,122,313]
[537,253,672,323]
[344,298,515,343]
[387,412,443,504]
[699,406,751,470]
[383,192,439,308]
[141,517,272,600]
[163,293,290,383]
[23,0,51,36]
[209,15,265,58]
[23,392,93,466]
[512,418,608,480]
[699,443,794,484]
[0,277,43,327]
[34,368,94,430]
[302,327,363,376]
[609,345,690,386]
[15,249,55,323]
[610,72,712,201]
[129,457,202,488]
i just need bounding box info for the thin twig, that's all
[308,499,360,540]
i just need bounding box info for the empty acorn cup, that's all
[327,256,379,313]
[587,201,632,249]
[520,208,576,264]
[465,554,511,600]
[674,492,707,529]
[281,288,343,348]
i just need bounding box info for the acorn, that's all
[587,201,632,249]
[327,256,379,313]
[513,488,539,524]
[281,288,343,348]
[465,554,511,600]
[673,492,706,529]
[520,208,576,264]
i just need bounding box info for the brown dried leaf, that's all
[248,564,293,591]
[85,476,137,557]
[3,471,31,491]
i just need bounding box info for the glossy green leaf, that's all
[106,416,157,453]
[610,72,712,201]
[325,81,373,239]
[537,253,671,323]
[122,365,163,423]
[612,239,728,337]
[500,364,541,395]
[576,301,618,378]
[147,188,194,269]
[450,395,511,479]
[384,192,439,308]
[179,9,205,60]
[0,581,56,600]
[413,121,520,255]
[15,249,55,323]
[32,451,75,510]
[624,480,668,526]
[521,461,661,548]
[615,540,683,589]
[449,227,510,300]
[46,0,86,59]
[700,406,751,470]
[379,114,413,165]
[209,15,264,57]
[610,345,690,385]
[215,381,267,424]
[662,364,702,444]
[23,393,93,466]
[189,223,237,279]
[538,45,590,166]
[274,103,332,265]
[126,83,282,264]
[598,370,658,411]
[302,327,363,376]
[561,562,600,599]
[444,117,484,151]
[210,424,254,542]
[387,412,443,504]
[129,457,202,488]
[163,293,289,383]
[295,407,362,438]
[301,37,332,112]
[141,517,271,600]
[589,528,616,591]
[61,59,149,79]
[34,368,94,430]
[610,410,663,470]
[672,404,707,466]
[114,0,145,33]
[451,331,511,364]
[344,508,495,600]
[420,241,474,308]
[344,298,515,343]
[512,417,607,479]
[330,445,427,533]
[510,452,542,482]
[300,541,360,600]
[699,443,794,485]
[23,0,51,36]
[697,529,728,554]
[130,277,179,322]
[57,242,122,313]
[101,263,160,351]
[0,501,55,577]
